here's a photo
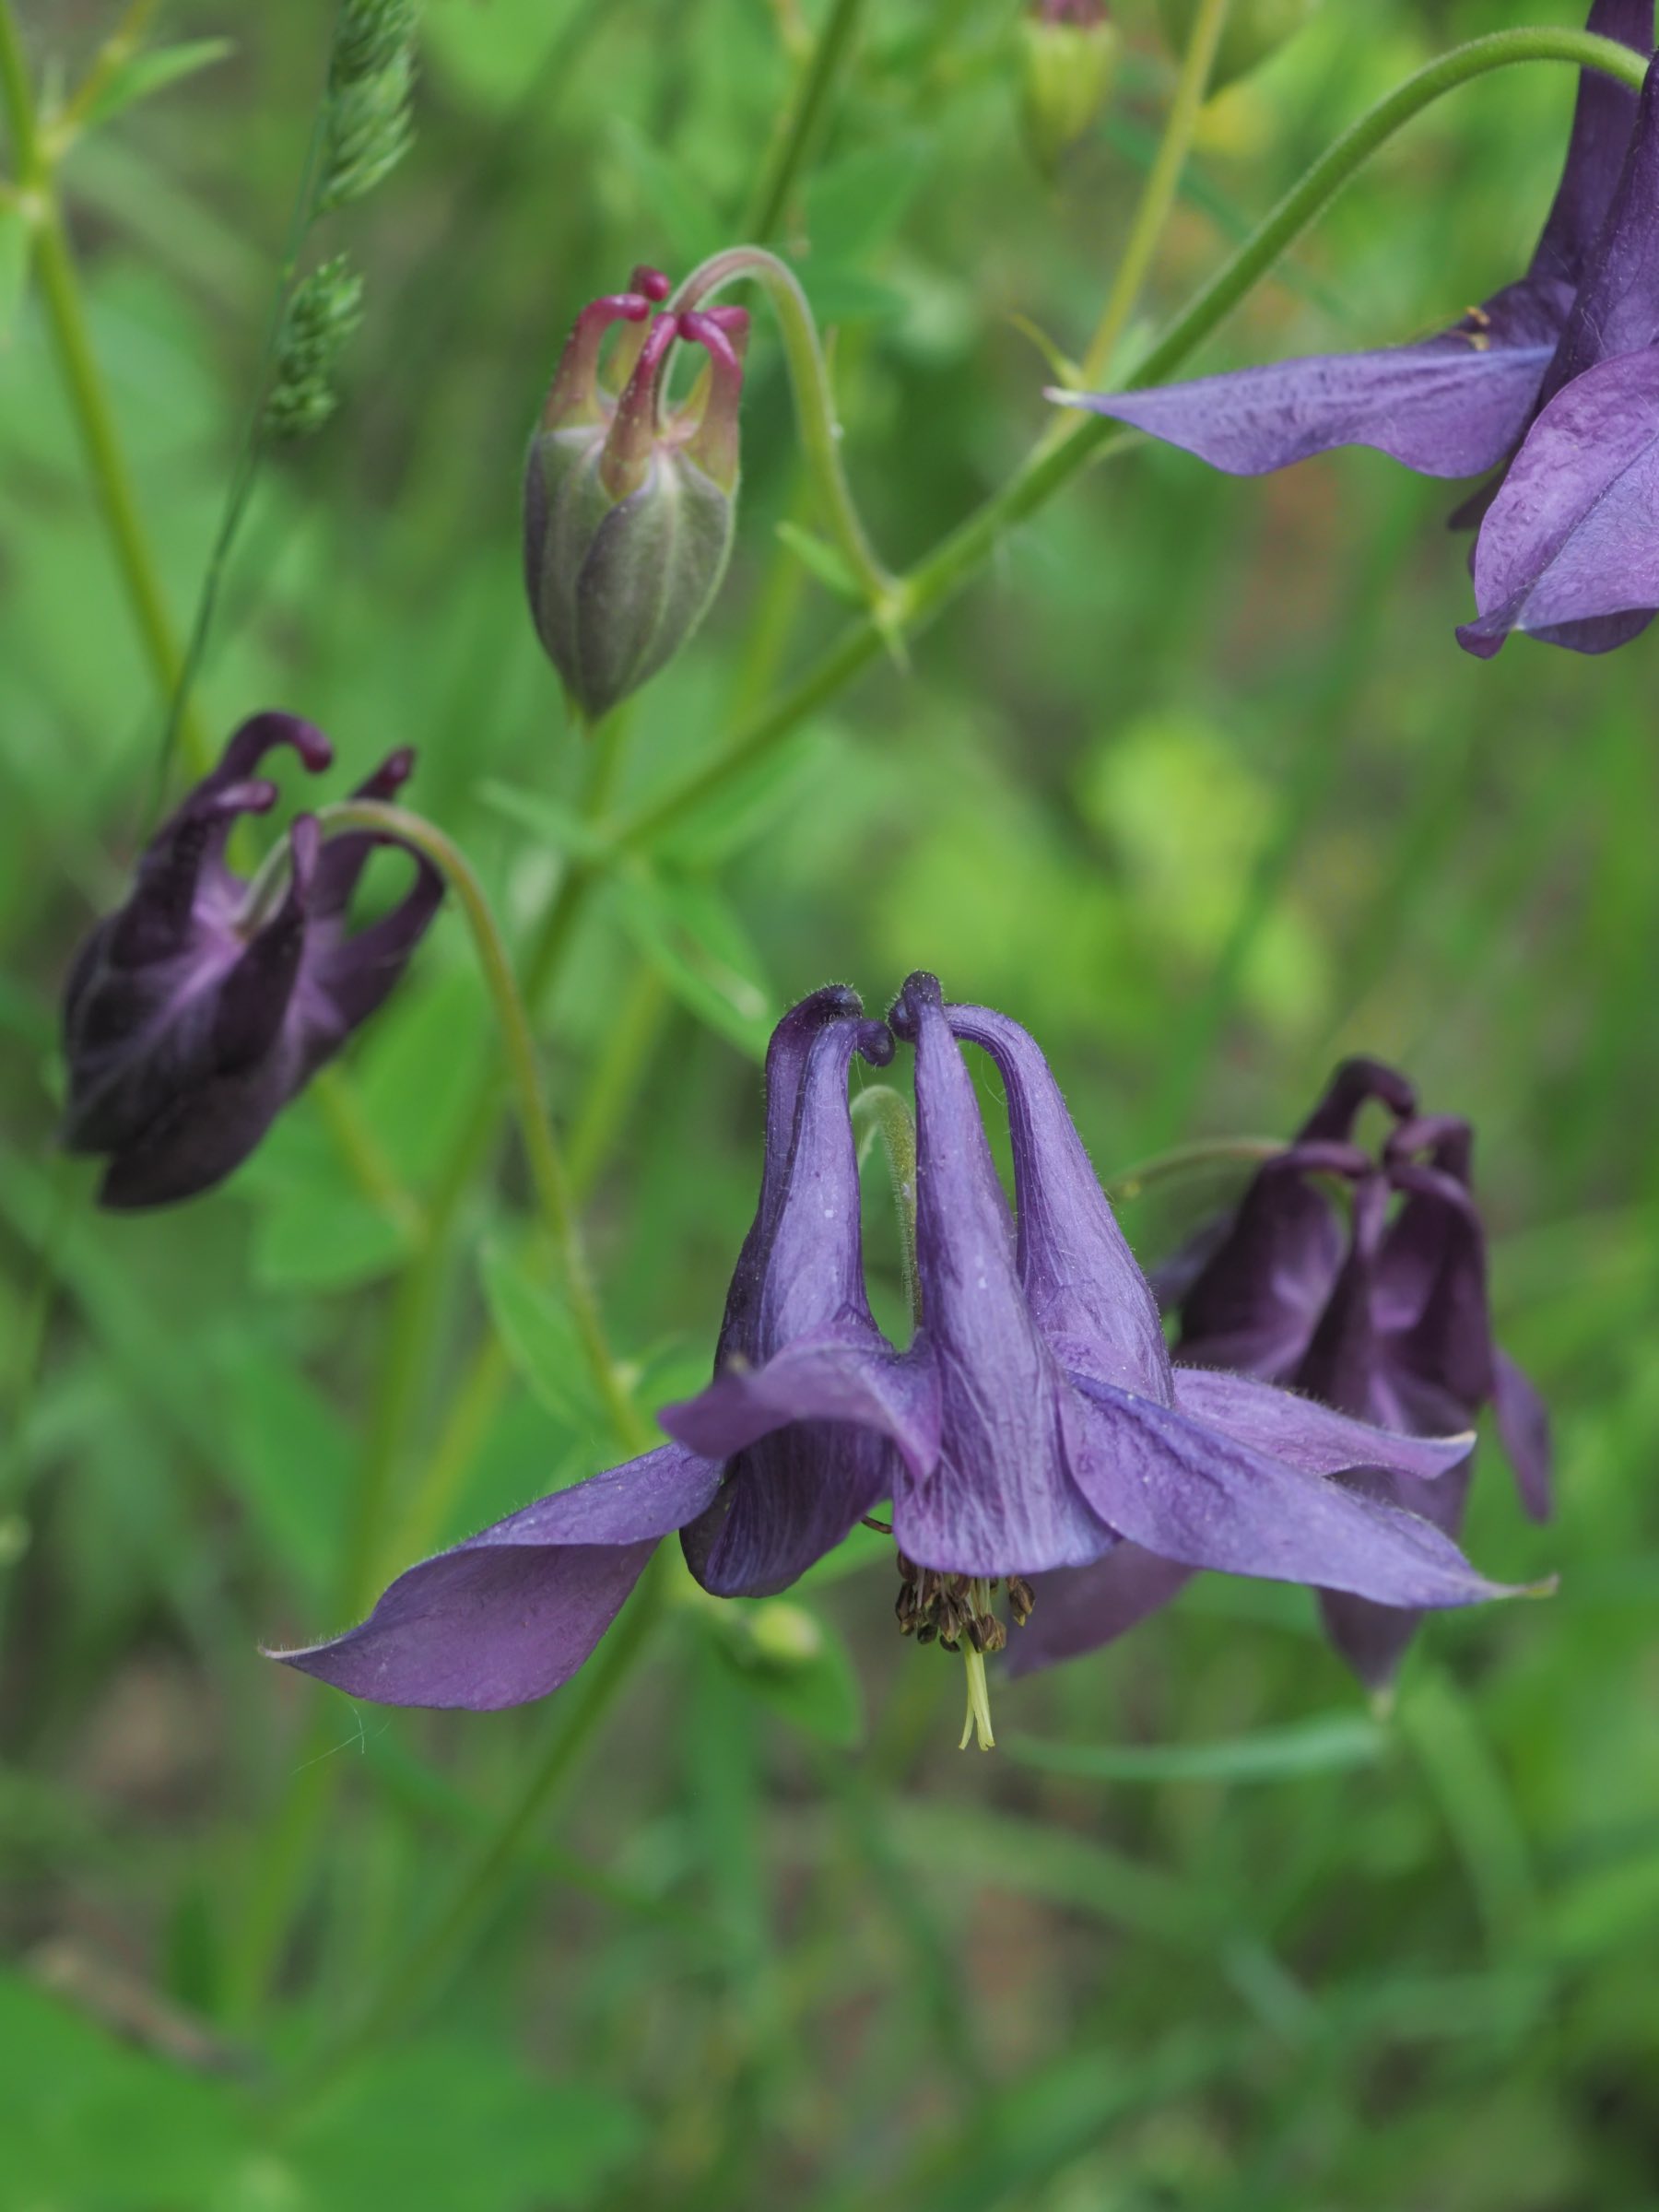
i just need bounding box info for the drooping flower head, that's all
[62,713,442,1209]
[524,265,749,721]
[1053,3,1659,654]
[1153,1056,1551,1686]
[274,982,1534,1739]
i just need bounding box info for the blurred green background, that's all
[4,1,1658,2206]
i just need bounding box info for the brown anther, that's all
[895,1584,918,1632]
[1007,1576,1035,1627]
[964,1615,987,1653]
[863,1515,894,1535]
[937,1596,965,1642]
[896,1551,918,1584]
[946,1574,969,1600]
[916,1619,938,1647]
[979,1614,1007,1654]
[938,1632,960,1654]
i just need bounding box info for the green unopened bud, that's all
[1019,1,1121,178]
[745,1601,824,1669]
[1154,0,1322,92]
[524,265,748,724]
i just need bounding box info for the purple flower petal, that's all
[1062,1370,1514,1609]
[1491,1347,1554,1523]
[1528,0,1654,298]
[1056,345,1557,479]
[675,998,904,1596]
[940,1000,1172,1400]
[1535,53,1659,401]
[1459,347,1659,655]
[885,974,1114,1576]
[270,1444,722,1710]
[1002,1546,1194,1678]
[1317,1457,1476,1692]
[1171,1366,1475,1483]
[1172,1144,1363,1379]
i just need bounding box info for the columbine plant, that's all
[61,715,441,1208]
[274,979,1533,1748]
[1057,0,1659,654]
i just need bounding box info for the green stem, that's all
[0,0,214,773]
[293,1551,669,2090]
[852,1084,918,1324]
[318,800,653,1457]
[742,0,868,242]
[606,27,1646,859]
[675,244,896,607]
[1103,1135,1282,1205]
[1077,0,1232,389]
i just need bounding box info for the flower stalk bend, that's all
[674,245,900,615]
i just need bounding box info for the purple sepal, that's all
[1003,1547,1194,1679]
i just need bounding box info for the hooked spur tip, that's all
[223,710,335,780]
[629,265,672,303]
[356,745,418,801]
[856,1018,895,1070]
[886,971,943,1041]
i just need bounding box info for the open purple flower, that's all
[271,986,910,1710]
[1127,1057,1551,1688]
[671,976,1524,1744]
[1053,1,1659,654]
[62,713,442,1210]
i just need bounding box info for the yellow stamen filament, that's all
[959,1577,996,1751]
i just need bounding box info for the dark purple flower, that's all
[62,712,442,1210]
[271,987,911,1709]
[1053,2,1659,654]
[672,977,1523,1741]
[1052,1057,1552,1690]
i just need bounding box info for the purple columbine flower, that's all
[270,987,918,1710]
[274,982,1531,1738]
[672,976,1525,1747]
[1053,1,1659,655]
[1119,1057,1551,1688]
[61,713,442,1210]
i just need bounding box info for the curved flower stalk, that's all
[275,982,1536,1735]
[61,713,441,1209]
[1055,0,1659,655]
[1137,1058,1552,1689]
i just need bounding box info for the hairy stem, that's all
[676,244,896,606]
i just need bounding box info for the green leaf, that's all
[712,1600,865,1748]
[775,519,863,601]
[0,202,33,343]
[652,724,834,867]
[78,39,233,131]
[252,1175,413,1293]
[478,1237,606,1432]
[613,864,775,1059]
[1006,1712,1387,1783]
[803,141,927,265]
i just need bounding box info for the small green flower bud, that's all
[1019,1,1121,178]
[524,267,749,724]
[1154,0,1322,92]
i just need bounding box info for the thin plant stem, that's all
[1077,0,1234,390]
[742,0,869,241]
[0,0,214,774]
[1103,1135,1283,1206]
[318,798,653,1456]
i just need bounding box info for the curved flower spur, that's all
[1139,1058,1553,1689]
[271,986,914,1709]
[1053,0,1659,655]
[669,975,1530,1748]
[61,712,442,1209]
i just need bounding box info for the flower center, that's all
[892,1557,1036,1751]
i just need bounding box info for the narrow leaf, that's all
[1007,1712,1387,1784]
[79,39,233,131]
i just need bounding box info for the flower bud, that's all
[523,266,749,723]
[1154,0,1321,93]
[61,714,442,1209]
[1019,1,1121,178]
